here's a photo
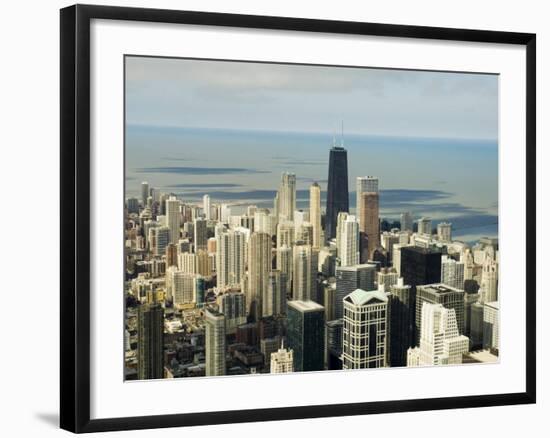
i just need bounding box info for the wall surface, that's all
[0,0,546,436]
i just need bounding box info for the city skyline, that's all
[124,56,499,382]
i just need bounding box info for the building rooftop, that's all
[336,263,377,271]
[344,288,388,306]
[288,300,325,313]
[418,283,463,294]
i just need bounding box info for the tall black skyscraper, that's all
[137,303,164,380]
[400,246,442,344]
[325,146,349,241]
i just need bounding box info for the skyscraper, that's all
[342,288,389,369]
[247,232,272,320]
[264,270,286,317]
[141,181,149,206]
[359,191,380,258]
[441,255,465,290]
[337,214,360,267]
[278,172,296,221]
[218,292,247,334]
[203,194,211,220]
[165,195,180,244]
[334,263,376,319]
[356,176,378,226]
[276,244,293,296]
[418,217,432,236]
[325,146,349,241]
[407,303,469,366]
[205,308,226,376]
[400,246,442,342]
[389,278,413,366]
[292,244,318,301]
[216,229,246,289]
[480,256,498,303]
[193,218,208,252]
[437,222,452,242]
[287,300,325,372]
[137,303,164,380]
[309,182,322,249]
[276,220,295,249]
[400,211,413,232]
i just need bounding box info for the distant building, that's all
[356,176,378,225]
[141,181,149,206]
[194,218,208,252]
[342,288,389,369]
[270,342,294,374]
[400,212,413,232]
[325,319,343,370]
[287,300,325,372]
[203,194,211,220]
[359,191,380,258]
[166,195,180,244]
[216,229,246,289]
[437,222,452,242]
[247,232,272,320]
[310,182,322,249]
[417,217,432,236]
[138,303,164,380]
[336,214,360,266]
[277,172,296,221]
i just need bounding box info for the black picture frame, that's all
[60,4,536,433]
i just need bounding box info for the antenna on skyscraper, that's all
[341,120,344,147]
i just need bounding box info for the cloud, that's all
[136,166,270,175]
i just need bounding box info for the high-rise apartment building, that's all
[483,301,499,350]
[278,172,296,221]
[337,214,360,267]
[480,256,498,303]
[194,218,208,252]
[165,195,180,244]
[400,212,413,232]
[216,229,245,289]
[217,292,247,334]
[342,288,389,369]
[325,146,349,241]
[137,303,164,380]
[276,244,293,295]
[203,194,211,220]
[264,270,286,317]
[205,308,226,376]
[418,217,432,236]
[141,181,149,206]
[437,222,452,242]
[441,255,465,290]
[292,245,318,301]
[309,182,322,249]
[287,300,325,372]
[359,191,380,258]
[247,232,272,320]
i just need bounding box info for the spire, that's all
[341,120,344,147]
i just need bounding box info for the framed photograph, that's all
[60,4,536,433]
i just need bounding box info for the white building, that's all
[441,255,465,290]
[407,303,469,366]
[309,182,322,249]
[483,301,499,350]
[437,222,452,242]
[342,288,389,369]
[270,342,294,373]
[278,172,296,221]
[165,195,180,244]
[418,217,432,236]
[400,211,413,232]
[480,256,498,303]
[203,194,211,220]
[216,229,245,289]
[337,214,360,267]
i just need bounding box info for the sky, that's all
[125,56,498,140]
